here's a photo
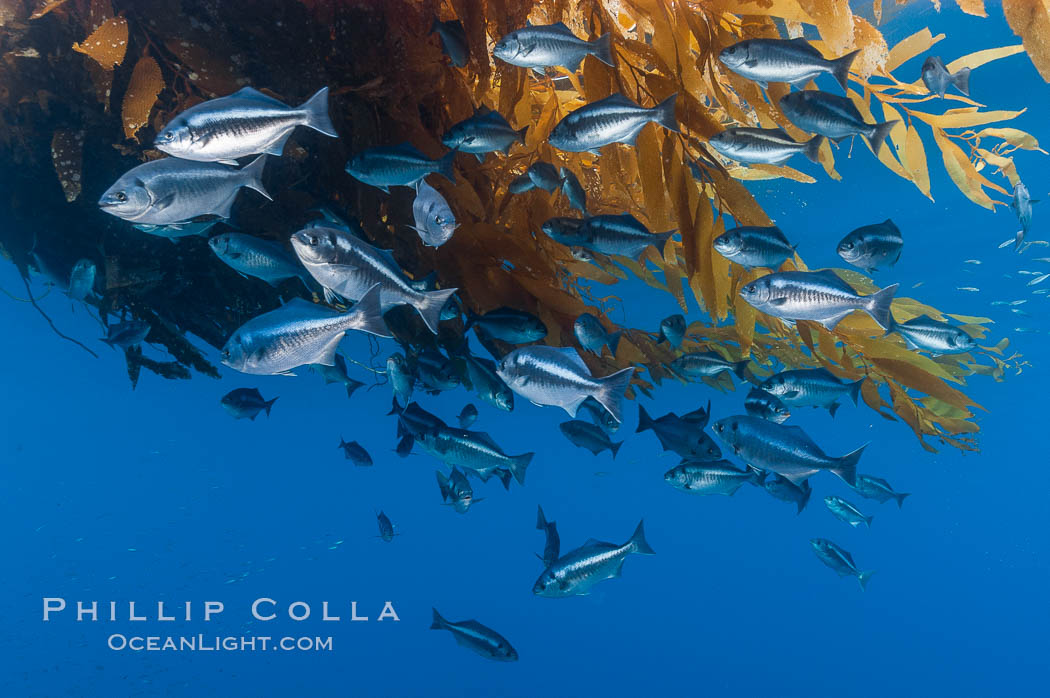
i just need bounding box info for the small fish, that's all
[543,213,676,258]
[921,56,970,98]
[532,520,654,598]
[431,19,469,67]
[442,107,527,161]
[338,438,373,466]
[810,538,873,590]
[964,259,982,265]
[713,226,796,269]
[310,354,365,398]
[740,270,898,331]
[221,285,390,375]
[415,426,531,486]
[430,609,517,662]
[496,346,634,423]
[824,496,873,528]
[574,313,621,356]
[957,287,980,292]
[719,38,858,89]
[779,90,897,155]
[68,259,96,301]
[656,314,686,348]
[220,388,278,420]
[548,93,678,154]
[508,173,537,194]
[132,220,221,241]
[664,461,764,496]
[410,180,457,247]
[763,474,812,514]
[208,233,313,288]
[387,353,415,404]
[493,22,613,72]
[708,127,823,165]
[461,354,514,412]
[98,156,269,226]
[376,511,396,542]
[457,403,479,428]
[711,415,863,486]
[559,167,587,213]
[836,219,903,272]
[154,86,336,162]
[670,352,748,381]
[758,368,863,417]
[559,420,623,457]
[436,468,480,514]
[637,405,722,461]
[526,161,561,192]
[1015,326,1040,333]
[344,143,455,193]
[745,387,791,423]
[1028,273,1050,287]
[850,474,910,508]
[888,315,976,354]
[536,506,560,568]
[102,320,151,349]
[465,307,547,344]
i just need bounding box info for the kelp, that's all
[0,0,1040,451]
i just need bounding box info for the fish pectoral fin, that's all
[217,159,240,166]
[768,297,789,307]
[783,390,800,399]
[152,193,176,211]
[264,131,294,157]
[314,332,347,367]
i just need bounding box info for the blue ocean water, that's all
[2,2,1048,696]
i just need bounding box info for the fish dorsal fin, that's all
[554,346,589,371]
[392,142,427,159]
[582,537,603,547]
[231,86,287,107]
[473,104,492,116]
[550,21,573,34]
[789,37,821,55]
[815,269,842,282]
[470,430,501,450]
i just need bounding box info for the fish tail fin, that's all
[436,151,456,183]
[895,492,911,509]
[628,519,656,555]
[732,359,750,379]
[866,120,898,156]
[347,283,391,337]
[593,366,634,425]
[607,330,622,356]
[798,480,812,514]
[416,287,458,334]
[655,229,678,254]
[436,471,451,501]
[610,439,623,459]
[804,134,824,163]
[264,396,278,417]
[828,401,840,418]
[509,452,532,486]
[337,437,347,450]
[636,404,654,433]
[951,67,971,96]
[831,445,866,487]
[865,283,899,330]
[536,505,548,530]
[857,570,874,591]
[429,608,447,630]
[240,154,271,200]
[516,125,529,145]
[299,86,338,138]
[848,378,864,405]
[653,93,679,133]
[831,50,859,90]
[865,514,874,528]
[496,468,513,490]
[592,32,615,67]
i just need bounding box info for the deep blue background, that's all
[2,2,1048,696]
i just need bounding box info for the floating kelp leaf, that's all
[29,0,70,20]
[164,39,242,97]
[932,128,998,209]
[850,17,888,79]
[50,129,83,202]
[72,16,128,69]
[912,107,1026,130]
[904,123,932,199]
[1003,0,1050,81]
[974,127,1047,153]
[955,0,987,18]
[121,54,163,140]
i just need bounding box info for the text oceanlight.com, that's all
[107,634,334,652]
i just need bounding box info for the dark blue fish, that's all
[778,90,896,155]
[526,162,561,192]
[559,419,622,457]
[465,307,547,344]
[310,354,365,398]
[763,474,812,514]
[656,314,685,348]
[921,56,970,98]
[637,405,721,461]
[338,438,373,466]
[220,388,278,420]
[536,506,560,568]
[837,219,903,272]
[851,474,910,508]
[376,511,396,542]
[457,403,479,428]
[345,143,455,193]
[559,167,587,213]
[745,387,791,423]
[431,19,469,67]
[810,538,874,590]
[102,320,151,349]
[430,608,518,661]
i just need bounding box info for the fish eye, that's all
[115,191,127,202]
[160,131,174,141]
[843,242,854,250]
[221,349,230,359]
[307,234,319,246]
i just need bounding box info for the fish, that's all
[461,354,514,412]
[536,506,560,568]
[441,107,527,161]
[957,287,980,292]
[344,143,455,193]
[431,19,469,67]
[850,474,910,508]
[395,400,448,438]
[496,346,634,423]
[98,156,270,226]
[577,396,621,433]
[508,173,536,194]
[713,225,796,270]
[711,415,864,486]
[220,284,390,375]
[559,167,587,213]
[810,538,873,590]
[376,511,396,542]
[670,351,749,381]
[68,259,96,301]
[338,438,373,466]
[656,314,686,348]
[436,468,480,514]
[430,609,517,662]
[548,93,678,154]
[637,405,722,461]
[413,350,459,394]
[887,315,976,354]
[680,401,713,428]
[763,474,812,514]
[291,225,457,334]
[457,403,479,428]
[526,161,561,192]
[415,425,530,487]
[964,259,982,265]
[745,387,791,423]
[921,56,970,98]
[836,219,903,272]
[778,90,897,155]
[387,353,415,404]
[410,180,458,247]
[532,520,654,598]
[739,270,898,330]
[310,354,365,398]
[1028,273,1050,287]
[208,232,313,288]
[719,38,858,89]
[154,86,337,162]
[464,307,547,344]
[102,320,151,349]
[758,368,863,417]
[542,213,676,258]
[558,420,623,457]
[663,461,764,496]
[824,496,873,528]
[220,387,278,420]
[708,127,823,166]
[574,313,621,356]
[493,22,613,72]
[132,220,222,241]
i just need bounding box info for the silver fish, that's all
[415,426,530,486]
[457,404,478,429]
[559,419,622,457]
[921,56,970,98]
[837,219,903,272]
[543,213,676,258]
[532,520,654,598]
[410,180,458,247]
[779,90,897,155]
[810,538,873,590]
[436,468,479,514]
[888,315,976,354]
[740,269,898,330]
[714,225,795,269]
[290,225,457,334]
[663,461,763,496]
[1013,182,1038,250]
[430,609,517,661]
[387,353,415,404]
[441,107,527,161]
[344,143,455,193]
[208,232,313,288]
[851,474,910,508]
[154,86,336,163]
[573,312,621,356]
[708,127,823,165]
[99,156,269,226]
[824,496,873,528]
[548,93,678,154]
[68,259,96,301]
[496,346,634,423]
[493,22,613,72]
[462,354,514,412]
[758,368,863,417]
[719,38,858,89]
[220,285,390,375]
[670,351,748,380]
[310,354,365,398]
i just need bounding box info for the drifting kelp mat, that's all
[0,0,1043,451]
